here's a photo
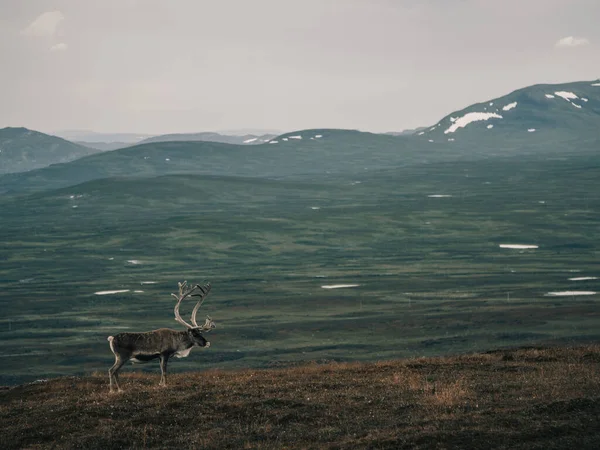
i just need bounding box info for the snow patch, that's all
[444,112,502,134]
[448,138,455,142]
[289,135,302,140]
[545,94,555,99]
[321,284,360,289]
[581,98,588,102]
[545,291,596,297]
[140,281,157,285]
[314,135,323,138]
[269,141,278,144]
[418,132,425,135]
[554,91,578,101]
[95,290,130,295]
[569,277,598,281]
[428,194,452,198]
[528,129,536,132]
[243,138,257,143]
[502,102,517,111]
[310,206,320,210]
[571,103,582,109]
[499,244,538,249]
[487,124,494,129]
[127,260,142,265]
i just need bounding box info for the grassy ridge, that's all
[1,345,599,449]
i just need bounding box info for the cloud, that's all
[555,36,590,48]
[21,11,65,37]
[50,43,68,52]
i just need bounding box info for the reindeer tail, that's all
[107,336,115,353]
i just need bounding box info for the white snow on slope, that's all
[502,102,517,111]
[95,290,130,295]
[592,83,600,86]
[528,129,536,132]
[487,124,494,129]
[569,277,598,281]
[444,112,502,134]
[243,138,257,143]
[545,291,596,296]
[289,135,302,140]
[499,244,538,249]
[572,103,582,108]
[321,284,360,289]
[581,98,588,102]
[545,94,555,99]
[554,91,578,100]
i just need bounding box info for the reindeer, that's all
[107,281,215,392]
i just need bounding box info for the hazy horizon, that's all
[1,0,599,135]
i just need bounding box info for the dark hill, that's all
[0,127,100,174]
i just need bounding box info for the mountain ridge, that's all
[417,79,600,142]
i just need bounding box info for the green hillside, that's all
[0,127,100,174]
[1,143,599,384]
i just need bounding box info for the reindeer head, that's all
[187,328,210,348]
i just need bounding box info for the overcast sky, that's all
[1,0,599,135]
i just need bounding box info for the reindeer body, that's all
[107,282,215,392]
[108,328,205,361]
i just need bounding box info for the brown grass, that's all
[2,345,600,449]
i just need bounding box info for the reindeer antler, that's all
[172,281,213,330]
[190,282,213,329]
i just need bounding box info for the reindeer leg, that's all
[109,355,126,393]
[159,354,170,387]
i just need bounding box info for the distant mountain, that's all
[384,127,427,136]
[75,141,131,151]
[52,130,154,144]
[3,79,600,192]
[417,80,600,142]
[216,128,283,136]
[0,127,101,175]
[138,132,277,145]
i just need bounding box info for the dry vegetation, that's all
[2,345,600,449]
